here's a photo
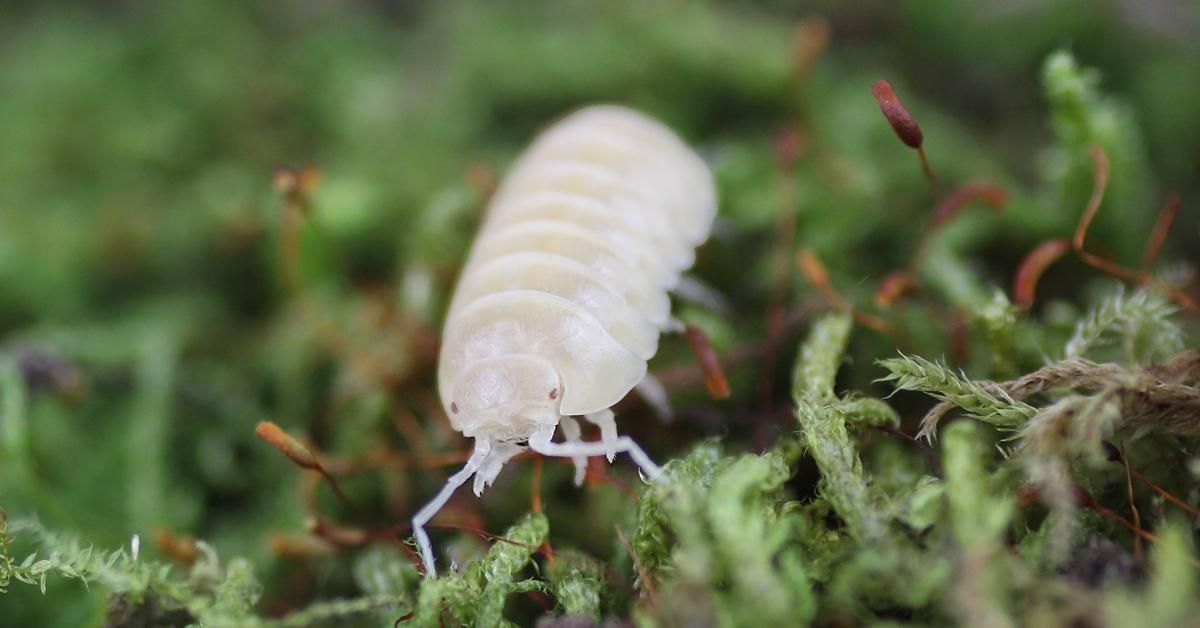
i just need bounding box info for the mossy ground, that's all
[2,1,1200,626]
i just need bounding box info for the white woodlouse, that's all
[414,105,717,577]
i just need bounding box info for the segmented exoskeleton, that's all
[415,105,716,577]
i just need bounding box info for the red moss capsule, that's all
[872,80,923,149]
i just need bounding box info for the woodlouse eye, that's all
[548,388,558,400]
[450,402,459,414]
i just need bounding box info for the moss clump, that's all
[3,2,1200,626]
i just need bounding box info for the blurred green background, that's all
[1,0,1198,625]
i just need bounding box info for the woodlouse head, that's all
[447,354,563,442]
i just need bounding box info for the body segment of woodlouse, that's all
[415,105,716,577]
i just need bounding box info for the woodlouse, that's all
[414,104,717,577]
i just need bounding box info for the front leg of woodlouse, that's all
[583,408,619,463]
[528,425,664,483]
[635,374,673,423]
[412,439,490,578]
[672,274,731,314]
[558,416,589,486]
[472,440,526,496]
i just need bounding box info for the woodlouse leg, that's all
[472,440,526,495]
[635,374,673,423]
[412,439,490,578]
[583,409,619,462]
[672,275,731,314]
[529,426,664,483]
[558,417,589,486]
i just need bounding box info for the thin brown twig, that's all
[916,146,938,195]
[255,421,357,512]
[585,458,640,501]
[1129,466,1200,519]
[874,270,917,309]
[760,125,803,409]
[318,447,474,476]
[430,523,537,551]
[1013,239,1071,308]
[531,457,544,515]
[790,17,830,80]
[615,525,660,612]
[797,248,899,338]
[910,181,1008,272]
[1069,484,1200,568]
[872,425,942,478]
[1120,444,1143,561]
[276,168,354,357]
[1143,192,1180,271]
[652,301,821,393]
[386,397,445,482]
[1099,446,1200,521]
[1073,146,1200,314]
[684,324,731,399]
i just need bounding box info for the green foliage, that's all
[794,315,886,540]
[1,516,257,625]
[3,1,1200,626]
[879,354,1037,439]
[545,549,605,620]
[0,514,408,626]
[413,513,547,627]
[1043,50,1155,260]
[629,443,816,627]
[1064,287,1183,364]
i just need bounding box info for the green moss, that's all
[3,3,1200,625]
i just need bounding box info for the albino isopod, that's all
[414,105,717,577]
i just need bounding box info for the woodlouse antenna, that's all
[1013,239,1071,308]
[684,324,731,399]
[412,443,490,578]
[872,79,937,193]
